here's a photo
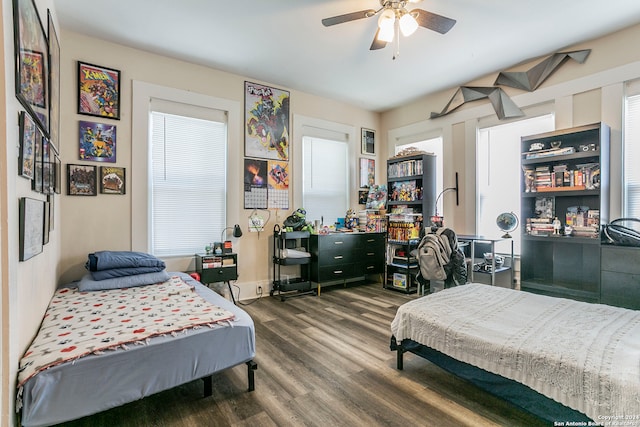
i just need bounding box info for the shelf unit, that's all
[271,226,314,301]
[520,122,609,302]
[384,214,422,294]
[385,154,436,294]
[457,235,514,288]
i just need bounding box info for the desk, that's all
[196,253,238,304]
[457,235,514,288]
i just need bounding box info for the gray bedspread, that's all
[19,272,255,427]
[391,283,640,424]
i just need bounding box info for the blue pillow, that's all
[77,270,171,292]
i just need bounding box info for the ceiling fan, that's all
[322,0,456,57]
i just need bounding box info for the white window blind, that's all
[624,89,640,218]
[477,114,555,255]
[302,136,349,225]
[150,106,227,256]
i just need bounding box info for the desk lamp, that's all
[221,224,243,253]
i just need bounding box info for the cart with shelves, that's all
[271,225,314,301]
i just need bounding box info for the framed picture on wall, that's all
[100,166,126,194]
[47,10,60,154]
[77,61,121,119]
[19,197,44,261]
[361,128,375,155]
[18,111,37,179]
[79,120,117,162]
[359,157,375,188]
[13,0,50,136]
[67,164,97,196]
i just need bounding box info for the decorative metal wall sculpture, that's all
[430,86,524,120]
[431,49,591,120]
[494,49,591,91]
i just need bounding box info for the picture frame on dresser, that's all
[13,0,49,136]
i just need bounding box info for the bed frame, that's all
[391,337,591,423]
[19,272,257,427]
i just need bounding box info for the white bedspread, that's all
[391,283,640,424]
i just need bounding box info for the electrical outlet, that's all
[256,284,263,295]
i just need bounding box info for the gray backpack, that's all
[417,228,452,281]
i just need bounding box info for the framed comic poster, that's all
[67,164,97,196]
[100,166,126,194]
[77,61,121,119]
[18,111,36,179]
[53,154,61,194]
[42,137,52,194]
[19,197,44,261]
[361,128,375,155]
[245,81,290,161]
[47,10,60,154]
[31,131,42,193]
[79,120,116,162]
[359,157,375,188]
[13,0,49,136]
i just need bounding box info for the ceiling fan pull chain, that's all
[393,18,400,60]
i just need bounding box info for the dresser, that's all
[600,245,640,310]
[309,232,385,290]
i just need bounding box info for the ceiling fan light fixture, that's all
[378,8,395,28]
[377,23,395,42]
[399,12,418,36]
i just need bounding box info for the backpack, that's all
[416,228,452,281]
[602,218,640,247]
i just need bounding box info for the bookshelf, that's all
[520,123,609,302]
[384,153,436,294]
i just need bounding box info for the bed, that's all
[18,272,256,427]
[390,283,640,424]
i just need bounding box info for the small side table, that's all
[195,253,238,304]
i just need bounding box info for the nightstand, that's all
[196,253,238,304]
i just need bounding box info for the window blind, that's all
[302,136,349,225]
[624,92,640,218]
[150,110,227,256]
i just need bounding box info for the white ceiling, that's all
[54,0,640,112]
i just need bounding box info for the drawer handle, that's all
[334,255,343,260]
[366,266,374,270]
[333,270,343,274]
[334,241,344,245]
[367,239,375,243]
[366,252,374,256]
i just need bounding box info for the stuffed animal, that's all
[283,208,313,232]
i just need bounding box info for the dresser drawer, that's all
[601,245,640,274]
[317,264,355,282]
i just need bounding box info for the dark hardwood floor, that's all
[56,283,546,427]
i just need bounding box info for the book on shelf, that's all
[524,146,576,159]
[393,273,407,289]
[388,159,424,178]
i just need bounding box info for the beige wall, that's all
[57,31,380,298]
[3,7,640,424]
[2,0,59,425]
[381,22,640,235]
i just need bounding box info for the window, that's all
[149,101,227,256]
[395,137,444,214]
[302,136,349,225]
[477,114,555,255]
[624,86,640,218]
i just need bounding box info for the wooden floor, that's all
[58,283,547,427]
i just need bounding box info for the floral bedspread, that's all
[17,276,235,388]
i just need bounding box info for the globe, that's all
[496,212,519,238]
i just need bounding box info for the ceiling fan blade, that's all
[413,9,456,34]
[369,28,387,50]
[322,9,376,27]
